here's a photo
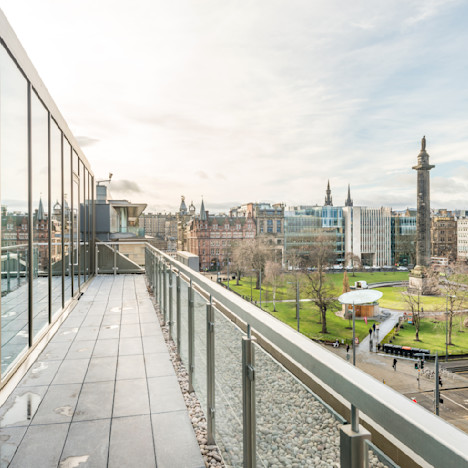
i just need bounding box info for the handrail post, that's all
[188,279,194,392]
[7,251,11,293]
[242,326,256,468]
[163,263,167,324]
[17,248,20,287]
[176,273,181,356]
[95,245,99,276]
[168,266,173,338]
[113,244,117,276]
[206,295,215,445]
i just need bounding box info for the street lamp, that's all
[445,294,456,362]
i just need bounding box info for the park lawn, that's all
[224,271,409,303]
[261,301,375,343]
[384,317,468,355]
[378,287,447,312]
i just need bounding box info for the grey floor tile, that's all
[81,314,103,328]
[18,360,62,387]
[93,339,119,357]
[141,322,163,337]
[75,326,99,341]
[0,386,48,428]
[120,314,140,325]
[85,356,117,383]
[65,340,95,360]
[118,337,143,356]
[108,415,155,468]
[113,379,149,418]
[9,422,69,468]
[116,354,146,381]
[0,426,28,466]
[152,410,204,468]
[101,315,121,327]
[147,375,186,414]
[142,336,168,354]
[38,340,73,362]
[31,384,81,425]
[120,323,141,338]
[139,313,158,324]
[52,358,90,385]
[144,353,175,378]
[60,418,110,466]
[74,381,114,421]
[98,325,120,340]
[50,326,79,343]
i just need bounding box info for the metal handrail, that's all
[145,243,468,468]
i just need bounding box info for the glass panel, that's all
[88,173,93,275]
[0,45,29,376]
[255,343,344,467]
[193,289,207,414]
[83,168,89,281]
[214,309,243,467]
[365,440,400,468]
[179,279,189,364]
[63,138,72,301]
[72,152,79,294]
[80,160,85,283]
[50,120,62,316]
[31,91,49,339]
[171,270,177,345]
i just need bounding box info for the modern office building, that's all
[457,217,468,261]
[343,206,392,266]
[284,205,345,265]
[391,209,417,266]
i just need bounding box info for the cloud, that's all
[196,171,209,180]
[75,135,100,147]
[109,180,142,195]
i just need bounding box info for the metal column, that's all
[242,326,256,468]
[176,274,181,356]
[188,279,194,392]
[206,296,215,445]
[163,263,167,324]
[168,267,174,338]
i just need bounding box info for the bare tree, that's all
[231,241,250,285]
[303,234,338,334]
[243,239,270,289]
[345,252,361,277]
[401,289,424,341]
[265,261,282,312]
[442,263,468,346]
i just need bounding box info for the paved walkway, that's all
[0,275,204,468]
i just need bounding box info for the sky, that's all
[2,0,468,214]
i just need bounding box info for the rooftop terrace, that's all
[0,275,204,467]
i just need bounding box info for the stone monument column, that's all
[409,136,435,293]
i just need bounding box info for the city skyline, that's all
[2,1,468,213]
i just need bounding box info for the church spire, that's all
[324,180,333,206]
[37,196,45,220]
[345,184,353,207]
[200,198,207,221]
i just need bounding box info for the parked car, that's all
[397,266,408,271]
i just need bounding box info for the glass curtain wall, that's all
[0,45,29,375]
[0,40,95,381]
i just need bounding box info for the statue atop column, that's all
[409,136,437,294]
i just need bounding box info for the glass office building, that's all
[0,28,94,383]
[284,206,345,264]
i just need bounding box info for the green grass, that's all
[260,301,375,343]
[384,317,468,355]
[378,287,447,311]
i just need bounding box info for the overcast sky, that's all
[2,0,468,213]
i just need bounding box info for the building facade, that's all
[187,201,256,271]
[343,206,392,266]
[457,218,468,261]
[391,209,416,266]
[431,215,457,261]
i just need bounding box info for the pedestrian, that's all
[369,328,372,336]
[439,376,443,387]
[346,344,350,354]
[373,323,376,332]
[393,358,397,371]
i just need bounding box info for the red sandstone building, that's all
[186,200,256,271]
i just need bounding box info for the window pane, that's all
[31,91,49,339]
[50,119,63,316]
[63,138,72,301]
[0,45,29,376]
